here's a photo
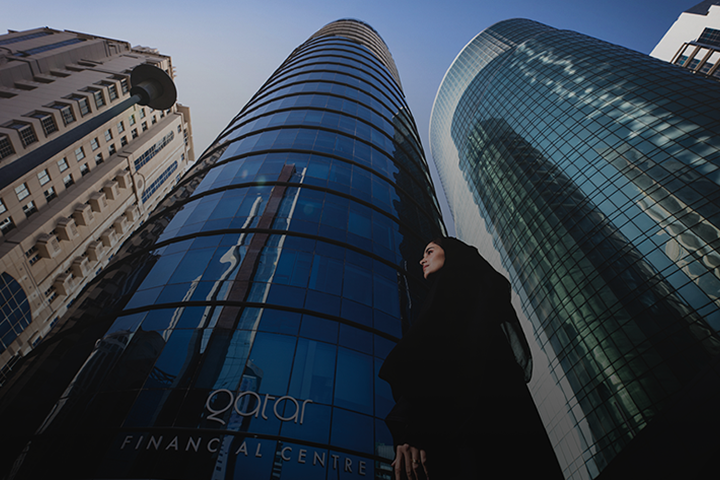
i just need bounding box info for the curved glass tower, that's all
[431,18,720,480]
[2,19,444,479]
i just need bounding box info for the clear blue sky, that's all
[3,0,692,232]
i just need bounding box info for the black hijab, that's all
[379,237,532,402]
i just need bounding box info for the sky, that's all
[3,0,692,232]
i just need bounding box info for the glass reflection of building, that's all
[430,18,720,480]
[1,19,444,479]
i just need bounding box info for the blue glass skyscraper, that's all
[431,18,720,480]
[1,19,445,479]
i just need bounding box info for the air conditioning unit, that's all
[88,192,108,213]
[36,234,62,259]
[103,181,120,200]
[53,274,75,296]
[116,170,132,189]
[125,205,141,222]
[100,228,118,247]
[73,204,94,226]
[56,218,79,240]
[71,256,92,278]
[87,241,105,261]
[113,216,129,234]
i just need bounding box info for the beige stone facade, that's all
[0,28,195,383]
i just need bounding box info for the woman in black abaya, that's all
[379,237,560,479]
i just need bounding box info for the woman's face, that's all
[420,242,445,279]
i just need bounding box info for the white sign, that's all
[205,389,313,425]
[119,435,368,476]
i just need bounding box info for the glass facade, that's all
[431,18,720,480]
[0,272,31,355]
[3,20,444,479]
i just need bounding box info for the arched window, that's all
[0,273,31,354]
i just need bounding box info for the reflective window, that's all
[431,18,720,478]
[13,22,444,480]
[0,272,31,354]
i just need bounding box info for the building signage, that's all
[112,388,371,476]
[205,388,313,425]
[117,433,369,476]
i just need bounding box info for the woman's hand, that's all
[392,443,429,480]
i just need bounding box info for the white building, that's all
[651,0,720,80]
[0,28,195,383]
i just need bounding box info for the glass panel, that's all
[334,347,373,414]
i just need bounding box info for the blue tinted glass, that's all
[167,248,216,284]
[280,400,332,443]
[141,308,176,331]
[211,328,255,390]
[342,264,372,306]
[106,312,147,336]
[373,276,400,316]
[330,408,373,453]
[309,256,343,295]
[267,284,306,308]
[8,22,445,480]
[334,347,373,414]
[340,299,372,327]
[248,332,296,394]
[299,315,338,344]
[339,324,372,353]
[258,309,301,335]
[275,251,313,287]
[138,253,185,289]
[144,329,194,388]
[231,438,277,478]
[304,290,341,316]
[348,208,371,239]
[288,338,336,404]
[272,443,331,479]
[374,310,402,337]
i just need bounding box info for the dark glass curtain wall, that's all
[1,19,445,480]
[431,18,720,480]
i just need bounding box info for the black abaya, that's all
[379,237,562,478]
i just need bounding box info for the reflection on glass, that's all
[8,20,444,480]
[431,17,720,479]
